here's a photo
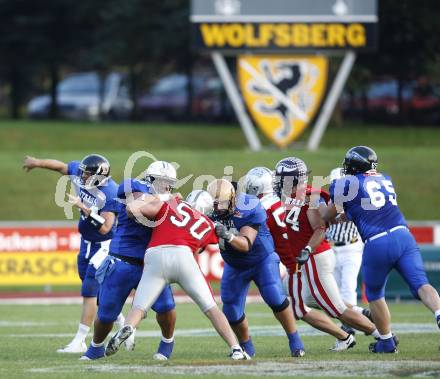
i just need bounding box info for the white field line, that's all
[0,294,263,305]
[27,360,440,377]
[3,323,437,338]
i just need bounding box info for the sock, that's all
[73,323,90,342]
[352,306,364,314]
[240,337,255,357]
[161,335,174,343]
[91,340,105,348]
[231,344,241,351]
[371,329,380,338]
[434,310,440,319]
[380,332,393,340]
[116,314,125,329]
[288,331,304,351]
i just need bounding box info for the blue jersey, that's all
[330,172,407,242]
[217,193,274,268]
[67,161,120,242]
[108,178,153,259]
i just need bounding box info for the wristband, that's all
[88,212,105,230]
[304,245,312,253]
[228,234,235,243]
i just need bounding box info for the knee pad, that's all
[223,302,245,324]
[228,313,246,326]
[270,298,290,313]
[81,276,100,297]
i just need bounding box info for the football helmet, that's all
[243,167,273,197]
[185,190,214,216]
[273,157,309,198]
[79,154,110,189]
[343,146,378,175]
[145,161,177,194]
[207,179,235,220]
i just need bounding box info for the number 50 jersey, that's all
[330,171,407,242]
[148,200,218,253]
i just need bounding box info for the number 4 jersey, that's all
[284,187,331,260]
[330,171,407,242]
[148,200,218,253]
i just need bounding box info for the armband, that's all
[88,212,105,230]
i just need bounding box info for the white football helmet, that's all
[243,167,273,197]
[145,161,177,194]
[185,190,214,216]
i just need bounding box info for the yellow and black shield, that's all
[238,55,328,148]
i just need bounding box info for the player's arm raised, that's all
[23,156,68,175]
[215,223,258,253]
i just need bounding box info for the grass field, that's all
[1,301,440,379]
[1,120,440,220]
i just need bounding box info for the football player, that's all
[273,157,383,346]
[321,146,440,353]
[23,154,122,353]
[243,167,355,351]
[105,186,249,360]
[81,161,177,360]
[207,178,305,358]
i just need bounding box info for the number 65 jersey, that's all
[148,200,218,253]
[330,171,407,242]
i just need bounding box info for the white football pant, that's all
[133,245,216,313]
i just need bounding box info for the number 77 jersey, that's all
[148,200,218,253]
[330,171,407,242]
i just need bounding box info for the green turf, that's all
[0,302,439,379]
[1,120,440,220]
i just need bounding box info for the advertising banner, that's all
[0,223,438,286]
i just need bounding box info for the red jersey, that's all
[284,186,331,259]
[260,193,297,272]
[148,200,218,253]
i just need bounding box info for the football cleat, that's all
[230,347,251,360]
[153,340,174,361]
[292,349,306,357]
[330,334,356,352]
[436,315,440,329]
[124,329,136,351]
[105,325,134,357]
[57,340,87,354]
[369,337,398,353]
[375,333,399,347]
[80,344,105,360]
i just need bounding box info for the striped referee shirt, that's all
[326,221,359,244]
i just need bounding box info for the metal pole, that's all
[307,51,356,151]
[211,52,262,151]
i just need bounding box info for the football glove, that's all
[297,246,311,266]
[215,222,234,242]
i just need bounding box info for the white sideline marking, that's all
[0,294,263,305]
[4,323,438,338]
[27,361,440,377]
